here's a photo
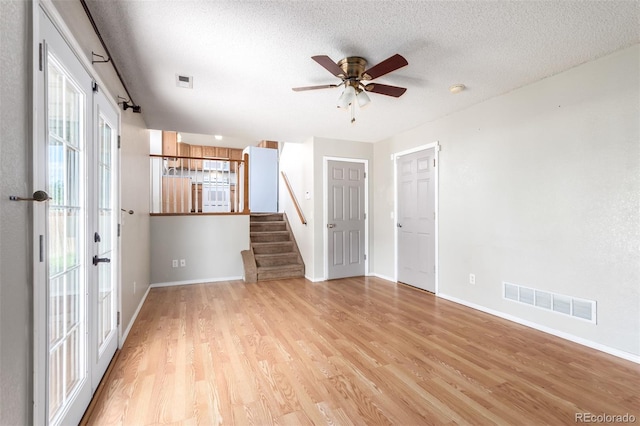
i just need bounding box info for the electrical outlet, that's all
[180,259,186,267]
[469,273,476,285]
[172,259,178,268]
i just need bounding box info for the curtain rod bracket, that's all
[91,51,111,64]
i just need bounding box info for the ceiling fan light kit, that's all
[293,53,408,123]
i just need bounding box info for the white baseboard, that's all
[438,293,640,364]
[150,276,243,288]
[120,284,150,348]
[369,272,395,283]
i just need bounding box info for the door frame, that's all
[323,156,369,281]
[393,142,440,294]
[32,2,122,423]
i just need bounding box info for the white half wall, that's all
[150,215,250,284]
[373,45,640,357]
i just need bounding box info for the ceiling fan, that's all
[292,54,408,122]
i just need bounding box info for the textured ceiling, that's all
[85,0,639,144]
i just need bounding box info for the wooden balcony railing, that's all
[149,153,249,215]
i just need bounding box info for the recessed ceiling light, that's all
[449,84,466,94]
[214,135,223,140]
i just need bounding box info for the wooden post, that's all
[243,153,250,214]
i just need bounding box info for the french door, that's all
[35,7,119,425]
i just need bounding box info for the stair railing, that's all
[280,171,307,225]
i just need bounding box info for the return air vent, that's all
[503,282,596,323]
[176,74,193,89]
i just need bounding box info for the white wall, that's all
[0,1,33,423]
[279,139,316,279]
[150,215,250,285]
[373,45,640,357]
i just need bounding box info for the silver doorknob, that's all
[397,223,402,228]
[9,190,51,202]
[327,223,336,228]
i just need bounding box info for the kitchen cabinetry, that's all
[162,176,191,213]
[258,140,278,149]
[203,146,216,158]
[162,131,178,156]
[177,142,190,169]
[216,147,229,158]
[189,144,203,170]
[230,148,243,160]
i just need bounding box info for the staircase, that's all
[241,213,305,282]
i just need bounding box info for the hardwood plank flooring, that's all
[86,277,640,425]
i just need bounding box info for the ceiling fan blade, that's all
[364,83,407,97]
[292,84,340,92]
[311,55,345,77]
[362,54,408,80]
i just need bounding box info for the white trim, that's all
[369,272,396,283]
[119,285,151,348]
[39,0,120,113]
[305,275,326,283]
[392,142,440,293]
[150,276,244,288]
[322,156,370,280]
[439,293,640,364]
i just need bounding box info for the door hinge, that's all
[433,158,436,167]
[364,172,367,178]
[39,235,44,262]
[118,135,121,149]
[117,223,121,237]
[39,43,43,71]
[364,254,367,260]
[117,311,121,326]
[92,81,99,93]
[364,212,366,219]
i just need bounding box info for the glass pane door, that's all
[47,55,86,424]
[97,115,116,352]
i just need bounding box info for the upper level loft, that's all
[149,130,279,215]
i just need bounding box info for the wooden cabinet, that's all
[162,131,178,156]
[162,176,191,213]
[216,147,229,159]
[229,148,243,161]
[202,146,216,158]
[258,140,278,149]
[177,142,191,169]
[228,148,243,175]
[189,144,203,170]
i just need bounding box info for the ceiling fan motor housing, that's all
[337,57,369,80]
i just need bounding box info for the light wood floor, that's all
[86,277,639,425]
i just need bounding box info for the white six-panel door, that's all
[397,148,436,292]
[327,160,366,280]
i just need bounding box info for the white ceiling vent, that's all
[176,74,193,89]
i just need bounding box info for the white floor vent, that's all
[503,282,596,323]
